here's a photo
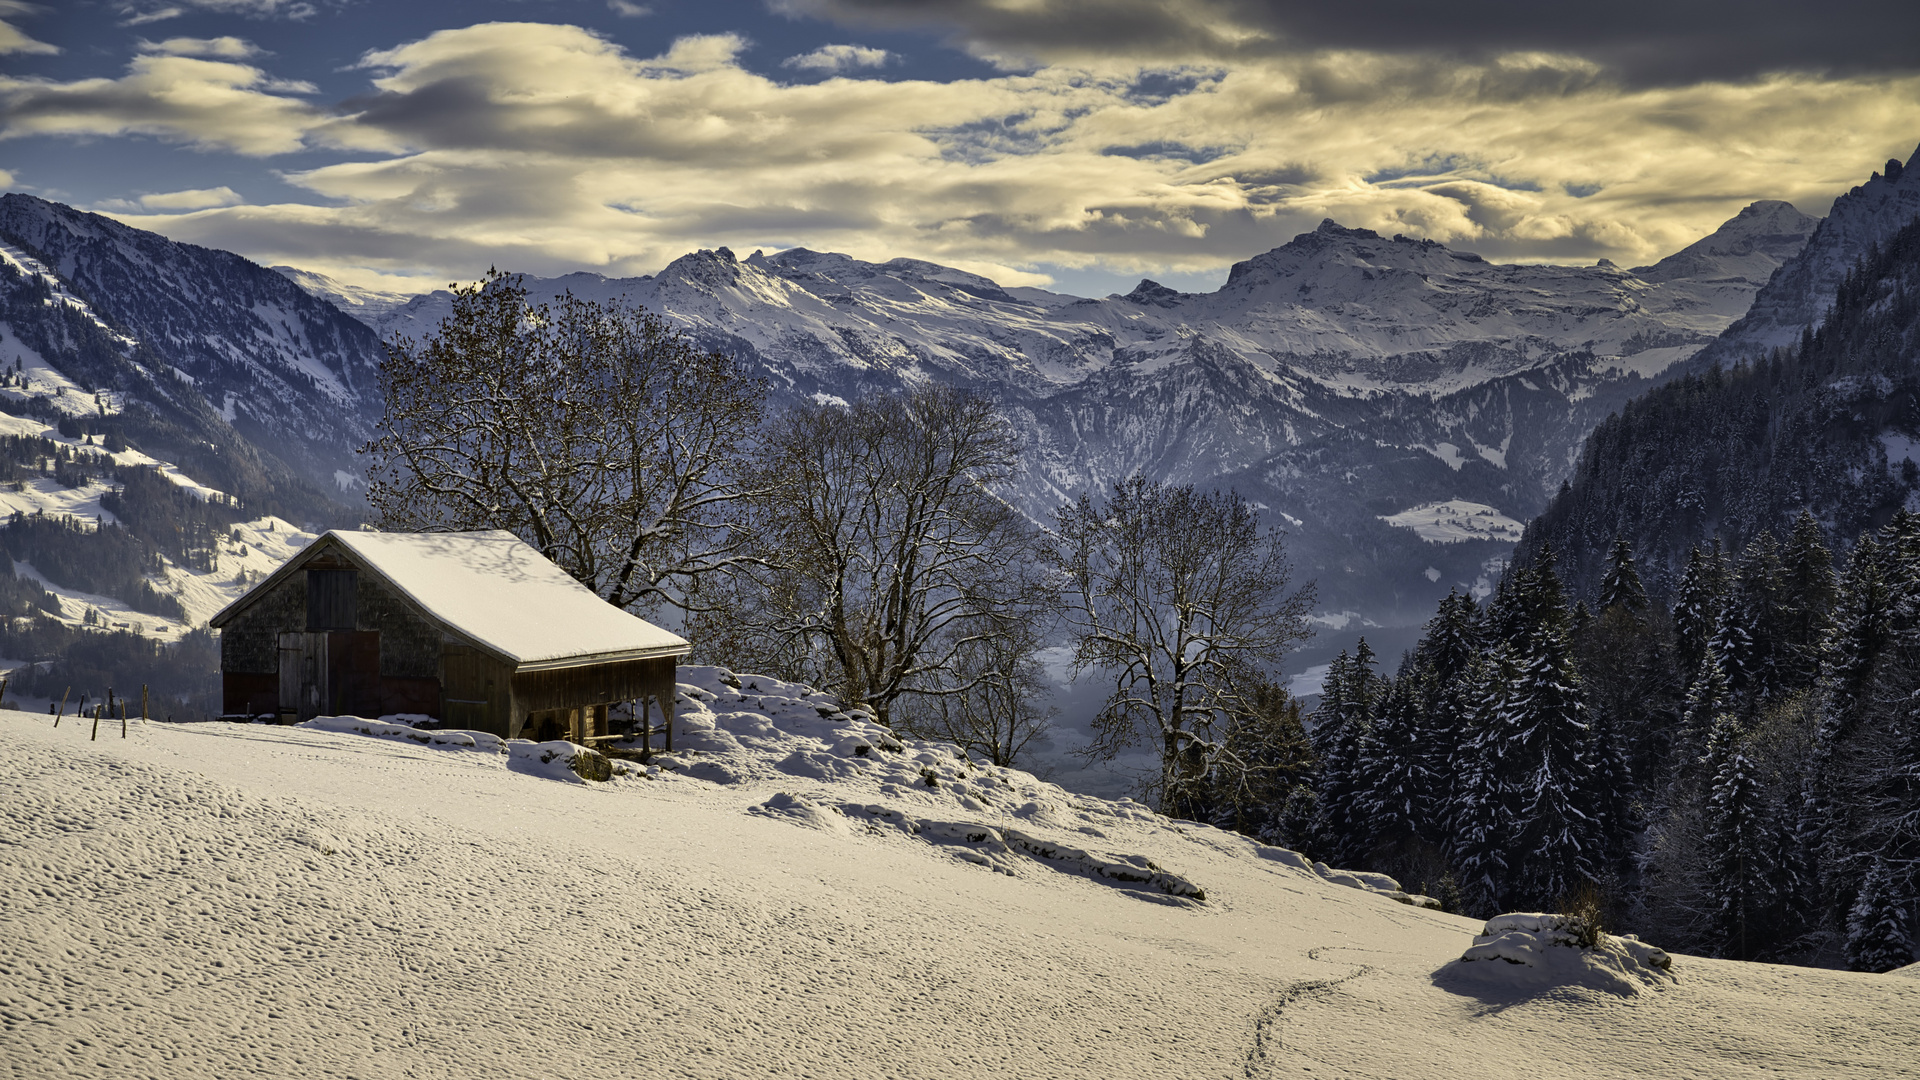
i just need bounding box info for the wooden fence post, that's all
[142,685,148,727]
[90,704,100,741]
[54,687,68,728]
[121,701,127,739]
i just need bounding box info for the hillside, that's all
[1518,213,1920,597]
[0,195,383,500]
[3,670,1914,1079]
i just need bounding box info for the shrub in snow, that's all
[1455,912,1673,995]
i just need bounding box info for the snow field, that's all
[1380,499,1527,544]
[2,664,1917,1078]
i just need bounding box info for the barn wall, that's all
[441,644,515,737]
[220,572,305,675]
[221,546,448,719]
[357,574,439,679]
[222,672,278,717]
[510,656,679,717]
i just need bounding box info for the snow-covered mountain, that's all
[0,194,383,498]
[3,677,1912,1079]
[1519,151,1920,599]
[1694,145,1920,365]
[351,203,1816,623]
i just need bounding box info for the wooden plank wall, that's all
[508,656,678,740]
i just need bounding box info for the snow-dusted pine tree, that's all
[1452,648,1518,917]
[1307,642,1381,865]
[1779,510,1835,686]
[1674,540,1731,682]
[1845,859,1914,972]
[1503,551,1604,911]
[1702,715,1780,960]
[1598,536,1649,615]
[1355,669,1435,879]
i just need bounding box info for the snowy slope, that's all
[337,201,1816,625]
[3,669,1914,1079]
[0,335,319,641]
[0,194,383,497]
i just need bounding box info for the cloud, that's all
[777,0,1920,86]
[0,53,325,155]
[782,44,891,73]
[606,0,650,16]
[56,19,1920,294]
[137,36,267,59]
[0,0,57,55]
[137,185,245,210]
[115,0,316,26]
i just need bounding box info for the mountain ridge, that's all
[331,202,1816,622]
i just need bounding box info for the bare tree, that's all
[895,607,1059,767]
[364,270,764,614]
[700,386,1052,727]
[1053,477,1315,816]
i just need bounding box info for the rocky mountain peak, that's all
[1631,199,1818,285]
[1691,142,1920,359]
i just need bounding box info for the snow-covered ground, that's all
[3,665,1914,1079]
[1380,499,1527,544]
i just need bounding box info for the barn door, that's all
[278,632,328,721]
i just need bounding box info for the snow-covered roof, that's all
[212,529,689,667]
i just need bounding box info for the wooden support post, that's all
[54,687,68,728]
[664,692,673,753]
[90,705,100,741]
[121,701,127,739]
[639,698,651,759]
[141,685,148,727]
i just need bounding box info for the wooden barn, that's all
[210,529,691,742]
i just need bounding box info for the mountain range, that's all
[5,145,1920,657]
[336,196,1818,625]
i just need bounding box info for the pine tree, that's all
[1845,859,1914,972]
[1680,654,1734,776]
[1410,590,1481,840]
[1503,550,1604,910]
[1452,648,1518,917]
[1586,702,1639,891]
[1702,715,1779,960]
[1720,532,1789,704]
[1674,540,1731,681]
[1802,534,1897,931]
[1598,536,1649,615]
[1308,643,1381,865]
[1779,510,1836,687]
[1707,611,1757,705]
[1355,668,1434,878]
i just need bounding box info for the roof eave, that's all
[511,643,693,673]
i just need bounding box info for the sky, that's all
[2,1,1919,298]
